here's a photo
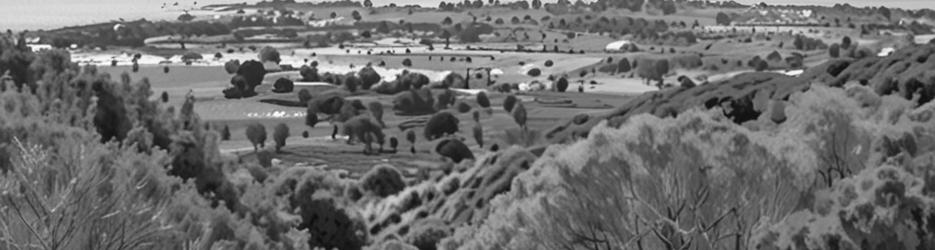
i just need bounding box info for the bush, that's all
[221,125,231,140]
[435,138,474,163]
[358,66,381,89]
[544,60,554,67]
[503,95,518,112]
[526,68,541,77]
[160,91,169,102]
[393,89,436,116]
[273,123,289,152]
[472,124,484,148]
[476,91,490,108]
[442,73,466,89]
[298,89,312,104]
[272,77,294,93]
[402,58,412,67]
[344,73,360,92]
[555,77,568,92]
[300,65,319,81]
[236,60,266,95]
[456,101,472,113]
[617,58,631,72]
[359,164,406,197]
[368,101,386,128]
[424,112,459,140]
[259,46,281,63]
[305,105,319,128]
[246,122,267,151]
[511,102,527,128]
[829,43,840,58]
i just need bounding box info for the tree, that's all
[221,125,231,140]
[300,65,319,82]
[511,102,527,129]
[344,73,360,92]
[402,58,412,67]
[527,68,541,77]
[841,36,852,49]
[305,105,319,129]
[473,124,484,148]
[424,112,460,140]
[160,91,169,103]
[377,21,391,33]
[351,10,362,22]
[225,59,241,73]
[556,77,569,92]
[829,43,841,58]
[660,0,677,15]
[246,123,267,151]
[442,16,453,25]
[531,0,542,9]
[879,6,891,21]
[364,0,372,7]
[330,11,337,19]
[755,60,769,71]
[503,95,518,112]
[358,66,380,89]
[716,12,731,25]
[359,165,405,197]
[618,58,631,72]
[440,30,452,48]
[406,129,417,154]
[273,77,294,93]
[476,91,490,108]
[236,60,266,96]
[435,139,474,163]
[258,46,281,63]
[544,60,554,67]
[368,101,386,128]
[273,123,289,153]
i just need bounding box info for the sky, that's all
[2,0,932,30]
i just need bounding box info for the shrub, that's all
[526,68,541,77]
[829,43,840,58]
[472,124,484,148]
[359,164,406,197]
[344,73,360,92]
[368,101,386,128]
[442,73,466,89]
[221,125,231,140]
[300,65,319,81]
[236,60,266,95]
[511,102,527,128]
[302,130,309,138]
[456,101,472,113]
[555,77,568,92]
[257,148,274,167]
[476,91,490,108]
[305,107,319,129]
[402,58,412,67]
[246,122,267,151]
[393,89,436,116]
[273,123,289,152]
[358,66,381,89]
[544,60,554,67]
[503,95,518,112]
[298,89,312,104]
[273,77,294,93]
[424,112,459,140]
[435,138,474,163]
[160,91,169,103]
[406,129,417,154]
[258,46,281,63]
[617,58,631,72]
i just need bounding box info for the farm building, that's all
[604,40,638,52]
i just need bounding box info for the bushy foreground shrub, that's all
[441,85,935,249]
[360,164,406,197]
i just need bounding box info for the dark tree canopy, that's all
[424,112,459,140]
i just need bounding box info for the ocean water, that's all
[2,0,932,31]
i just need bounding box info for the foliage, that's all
[476,92,490,108]
[402,58,412,67]
[273,123,289,152]
[511,102,527,128]
[424,112,460,141]
[435,138,474,163]
[526,68,541,77]
[503,95,518,113]
[359,165,406,198]
[442,73,465,89]
[258,46,281,63]
[246,122,267,151]
[359,66,381,90]
[273,77,294,93]
[555,77,569,92]
[300,65,320,82]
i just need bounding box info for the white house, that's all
[604,40,637,52]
